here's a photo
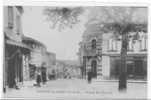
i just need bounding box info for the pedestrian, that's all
[36,68,41,87]
[14,77,19,89]
[87,70,92,84]
[41,63,47,84]
[52,69,56,80]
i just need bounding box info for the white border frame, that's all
[0,0,151,99]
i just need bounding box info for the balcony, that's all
[84,48,102,57]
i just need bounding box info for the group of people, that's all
[35,63,47,87]
[35,64,94,86]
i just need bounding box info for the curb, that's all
[93,80,147,83]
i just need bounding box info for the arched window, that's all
[92,39,96,49]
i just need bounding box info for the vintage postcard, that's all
[1,1,149,99]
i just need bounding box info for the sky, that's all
[22,6,87,61]
[22,7,147,61]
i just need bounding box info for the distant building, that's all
[45,52,56,78]
[66,65,81,78]
[23,36,47,79]
[55,60,81,79]
[78,21,147,80]
[55,61,66,79]
[45,52,56,68]
[23,36,56,80]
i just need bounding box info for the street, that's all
[3,79,147,99]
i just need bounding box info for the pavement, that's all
[2,78,147,99]
[93,78,147,83]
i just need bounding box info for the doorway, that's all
[126,61,135,78]
[91,60,97,78]
[135,60,143,76]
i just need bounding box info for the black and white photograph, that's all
[2,3,149,99]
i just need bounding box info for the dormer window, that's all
[92,39,96,49]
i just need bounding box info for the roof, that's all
[22,36,46,49]
[6,39,32,50]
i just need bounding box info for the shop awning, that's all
[6,39,32,50]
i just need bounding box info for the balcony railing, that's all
[84,48,102,57]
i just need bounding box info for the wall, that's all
[101,32,147,79]
[102,55,110,79]
[4,6,23,42]
[102,32,147,55]
[30,50,43,67]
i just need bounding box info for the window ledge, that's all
[107,50,118,52]
[140,49,147,51]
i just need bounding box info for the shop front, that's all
[110,55,147,80]
[5,39,31,88]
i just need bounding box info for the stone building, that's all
[78,22,103,79]
[3,6,57,92]
[23,36,56,80]
[78,20,147,80]
[22,36,47,79]
[4,6,31,90]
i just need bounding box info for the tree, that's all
[88,7,147,91]
[43,7,147,91]
[43,7,84,31]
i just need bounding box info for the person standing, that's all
[36,68,41,87]
[87,70,92,84]
[41,63,47,84]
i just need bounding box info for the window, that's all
[91,39,96,49]
[91,60,97,77]
[8,6,14,29]
[128,39,134,51]
[140,35,147,51]
[16,15,21,35]
[108,39,117,51]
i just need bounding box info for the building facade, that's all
[4,6,31,90]
[3,6,56,92]
[78,23,103,79]
[78,21,147,80]
[22,36,48,80]
[45,52,56,79]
